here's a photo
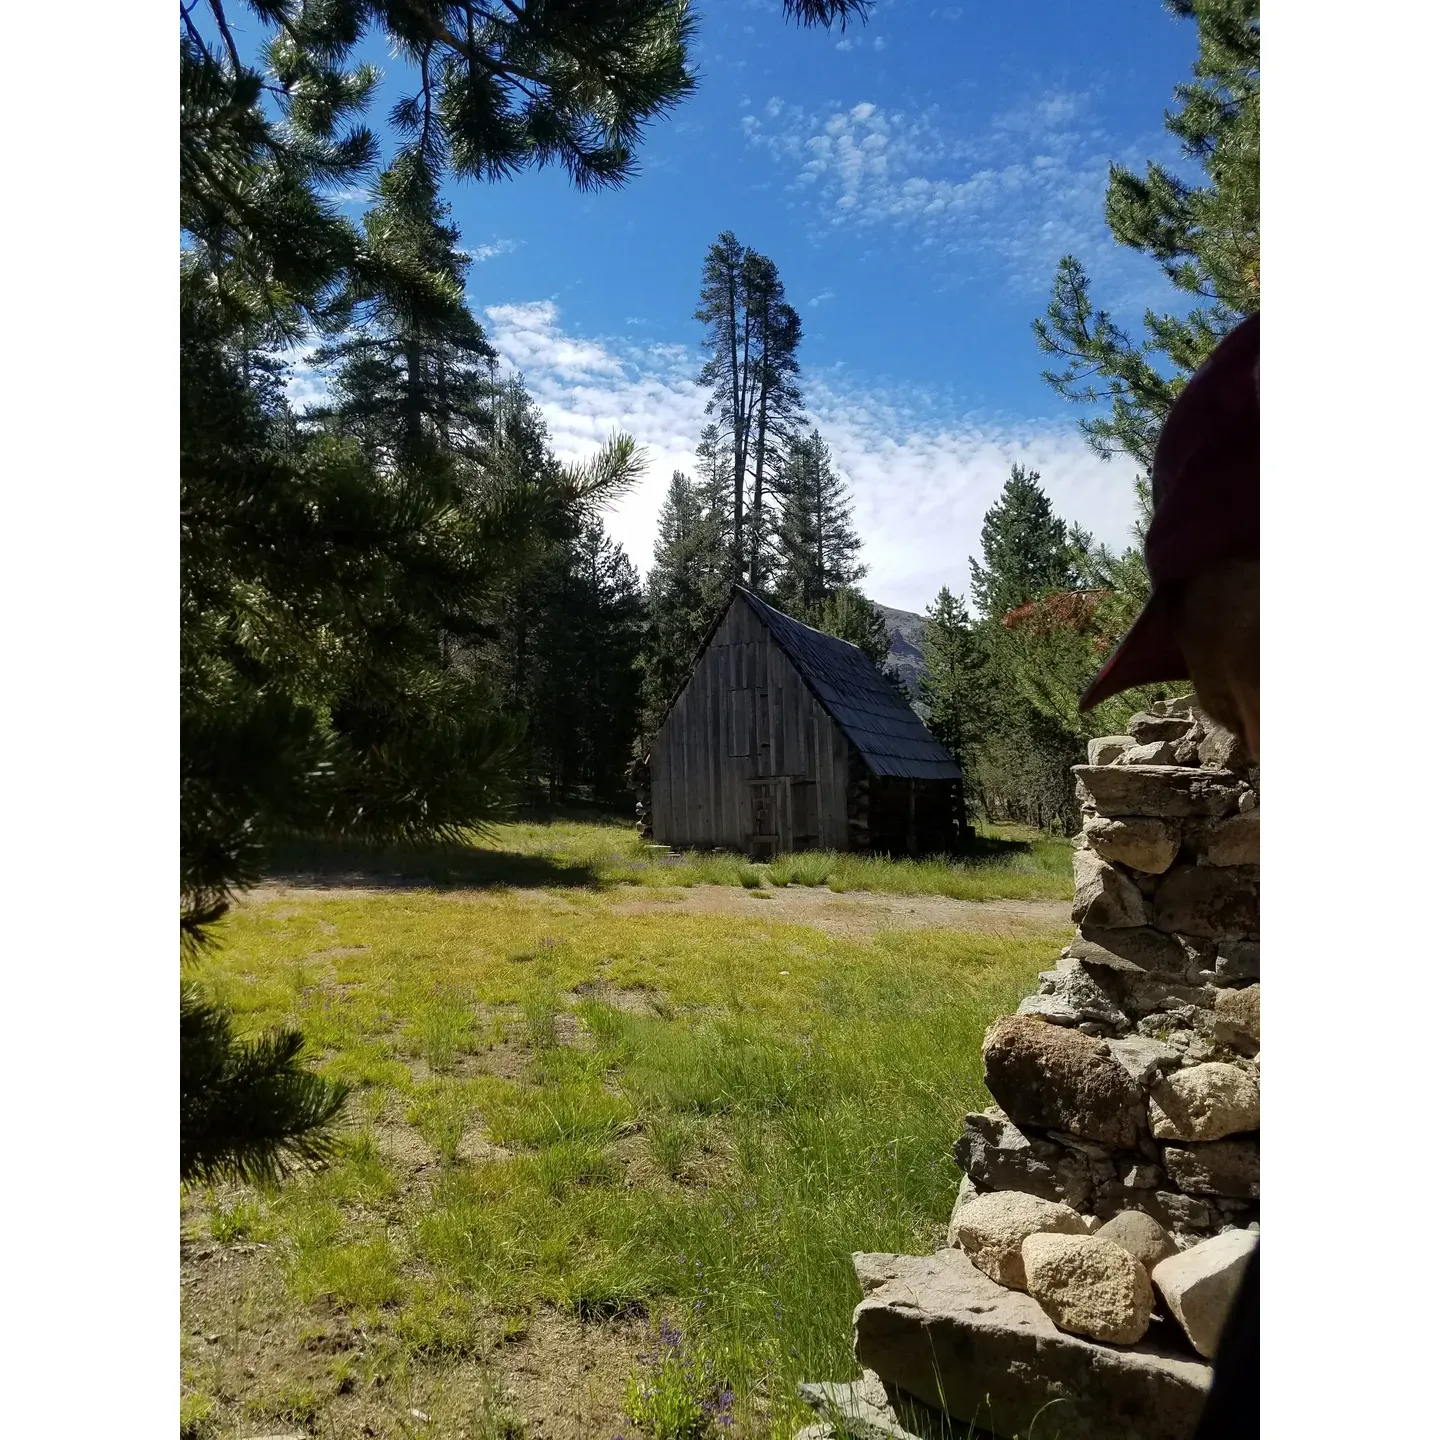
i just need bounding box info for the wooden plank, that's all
[658,712,676,845]
[700,647,714,845]
[821,717,850,850]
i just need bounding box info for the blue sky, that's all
[229,1,1201,610]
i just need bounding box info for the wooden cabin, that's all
[638,587,966,858]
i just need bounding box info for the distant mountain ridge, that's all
[875,602,928,710]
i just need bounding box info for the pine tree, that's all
[773,428,866,618]
[920,586,989,781]
[696,233,753,578]
[968,465,1075,622]
[561,523,646,802]
[499,520,645,805]
[815,588,890,670]
[695,234,805,586]
[306,157,496,467]
[946,468,1091,830]
[641,470,731,733]
[1033,0,1259,470]
[740,253,805,589]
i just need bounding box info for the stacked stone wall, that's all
[955,693,1259,1245]
[791,695,1261,1440]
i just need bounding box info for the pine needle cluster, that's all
[1032,0,1259,470]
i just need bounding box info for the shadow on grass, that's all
[956,831,1036,861]
[261,817,1064,898]
[264,836,605,892]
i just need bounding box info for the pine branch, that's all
[205,0,243,76]
[180,983,350,1187]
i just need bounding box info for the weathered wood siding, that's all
[651,598,852,852]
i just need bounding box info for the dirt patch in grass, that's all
[455,1127,514,1165]
[306,944,371,962]
[600,884,1071,938]
[182,1217,654,1440]
[374,1117,437,1176]
[571,979,665,1015]
[502,1308,652,1438]
[181,1238,346,1436]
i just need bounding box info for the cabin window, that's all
[728,688,771,758]
[727,689,753,756]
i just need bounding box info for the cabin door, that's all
[747,779,781,860]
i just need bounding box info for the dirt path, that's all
[248,879,1070,939]
[596,884,1070,938]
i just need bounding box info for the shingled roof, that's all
[734,588,962,781]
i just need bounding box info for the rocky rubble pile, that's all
[795,697,1259,1440]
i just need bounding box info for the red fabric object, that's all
[1080,312,1259,710]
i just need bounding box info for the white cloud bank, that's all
[741,89,1172,303]
[484,300,1142,614]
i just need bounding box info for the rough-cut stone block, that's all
[1161,1139,1259,1199]
[951,1190,1088,1290]
[1105,1035,1184,1087]
[1045,1127,1117,1169]
[1190,810,1259,866]
[1128,714,1195,744]
[1089,734,1137,766]
[1067,926,1195,977]
[1033,960,1131,1031]
[1072,849,1149,929]
[1153,694,1200,719]
[1121,1163,1164,1190]
[797,1371,932,1440]
[1095,1210,1178,1273]
[853,1251,908,1295]
[1151,1229,1257,1359]
[1213,939,1260,984]
[952,1108,1093,1208]
[1112,975,1221,1022]
[1120,739,1178,766]
[1069,949,1217,1021]
[1198,724,1250,771]
[1073,765,1251,819]
[1149,1063,1259,1142]
[1016,991,1085,1026]
[1211,985,1259,1053]
[1083,816,1182,874]
[1095,1184,1216,1235]
[945,1175,981,1245]
[1154,865,1259,940]
[983,1016,1147,1149]
[852,1249,1212,1440]
[1021,1233,1154,1344]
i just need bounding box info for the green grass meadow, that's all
[268,813,1075,902]
[181,821,1071,1438]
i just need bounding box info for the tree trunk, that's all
[750,329,770,590]
[437,347,449,447]
[814,451,825,606]
[405,334,423,455]
[727,282,749,584]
